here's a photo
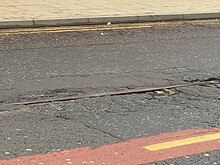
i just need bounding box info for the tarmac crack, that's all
[55,114,124,141]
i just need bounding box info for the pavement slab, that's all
[0,0,220,28]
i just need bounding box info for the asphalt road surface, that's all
[0,20,220,165]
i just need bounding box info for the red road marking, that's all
[1,127,220,165]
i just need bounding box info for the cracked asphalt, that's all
[0,20,220,164]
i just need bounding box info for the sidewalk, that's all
[1,0,220,28]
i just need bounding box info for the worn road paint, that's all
[0,24,153,36]
[1,127,220,165]
[0,20,219,36]
[144,132,220,151]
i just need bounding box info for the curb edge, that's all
[0,13,220,29]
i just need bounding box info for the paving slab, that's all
[0,0,220,28]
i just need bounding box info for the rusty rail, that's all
[7,79,219,106]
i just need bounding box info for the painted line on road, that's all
[144,132,220,151]
[0,24,153,36]
[0,20,219,36]
[1,127,220,165]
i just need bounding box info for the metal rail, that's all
[7,79,219,106]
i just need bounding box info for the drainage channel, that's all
[2,78,218,106]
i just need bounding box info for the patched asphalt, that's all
[0,21,220,164]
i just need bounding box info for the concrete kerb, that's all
[0,20,34,29]
[33,18,89,27]
[183,12,220,20]
[137,14,184,22]
[0,12,220,29]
